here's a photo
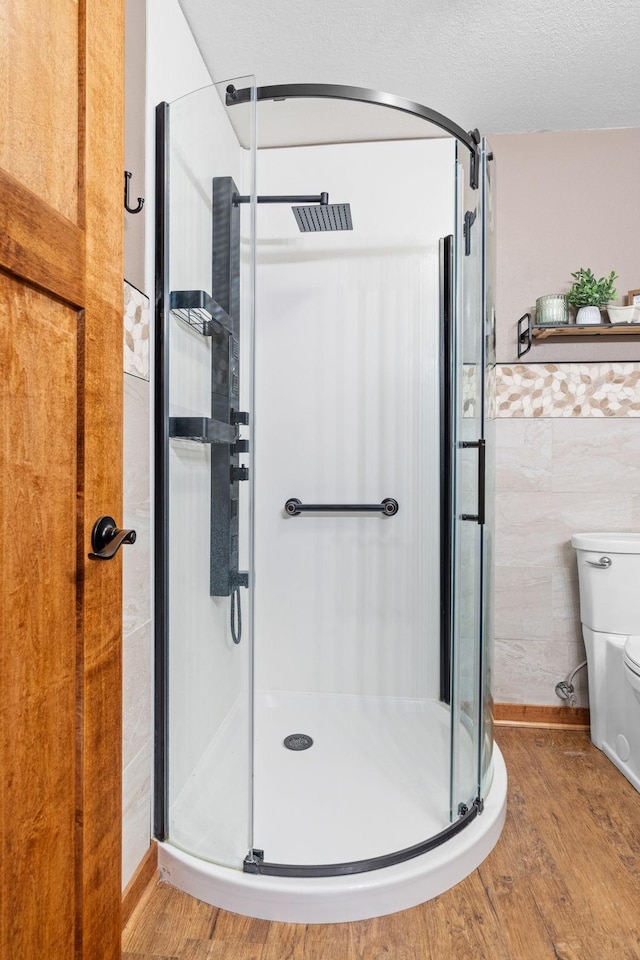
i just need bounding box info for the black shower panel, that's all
[167,176,249,598]
[210,176,248,597]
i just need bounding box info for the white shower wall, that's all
[253,138,455,700]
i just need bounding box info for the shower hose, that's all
[230,586,242,644]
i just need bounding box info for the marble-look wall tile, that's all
[122,740,152,888]
[493,486,640,703]
[551,418,640,493]
[496,492,640,569]
[462,364,477,419]
[496,362,640,418]
[124,281,150,381]
[124,372,150,504]
[122,501,151,638]
[123,619,152,770]
[122,308,151,886]
[495,493,558,567]
[549,493,640,552]
[494,566,552,641]
[551,562,582,644]
[495,419,552,492]
[123,369,151,637]
[494,638,589,707]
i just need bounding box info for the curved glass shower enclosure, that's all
[155,78,505,923]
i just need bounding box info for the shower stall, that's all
[154,78,506,923]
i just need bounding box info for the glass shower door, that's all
[157,76,257,869]
[450,142,485,820]
[250,125,456,868]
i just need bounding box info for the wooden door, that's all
[0,2,124,958]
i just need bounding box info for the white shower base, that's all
[254,692,456,864]
[160,692,507,923]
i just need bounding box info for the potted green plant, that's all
[566,268,618,325]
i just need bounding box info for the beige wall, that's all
[491,129,640,364]
[490,128,640,708]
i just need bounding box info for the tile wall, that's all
[494,361,640,706]
[122,280,152,887]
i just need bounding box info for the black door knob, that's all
[88,516,137,560]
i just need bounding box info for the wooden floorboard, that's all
[122,728,640,960]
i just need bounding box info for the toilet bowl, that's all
[572,532,640,793]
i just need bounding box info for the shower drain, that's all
[283,733,313,751]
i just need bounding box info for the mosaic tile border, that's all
[124,280,150,381]
[496,362,640,418]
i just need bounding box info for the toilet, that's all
[623,636,640,702]
[572,532,640,793]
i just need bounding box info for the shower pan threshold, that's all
[157,745,507,924]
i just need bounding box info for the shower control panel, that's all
[209,176,249,597]
[168,177,250,598]
[168,294,249,595]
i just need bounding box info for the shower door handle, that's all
[88,515,137,560]
[460,439,485,525]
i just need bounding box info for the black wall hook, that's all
[124,171,144,214]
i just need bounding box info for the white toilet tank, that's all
[572,533,640,635]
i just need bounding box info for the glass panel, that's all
[450,143,484,819]
[251,100,458,864]
[480,139,496,792]
[165,76,256,868]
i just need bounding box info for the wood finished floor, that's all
[123,728,640,960]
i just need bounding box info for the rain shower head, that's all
[292,202,353,233]
[233,189,353,232]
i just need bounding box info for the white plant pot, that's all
[576,305,602,325]
[607,304,638,324]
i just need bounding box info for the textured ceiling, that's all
[178,0,640,144]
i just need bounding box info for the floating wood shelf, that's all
[533,323,640,339]
[517,313,640,356]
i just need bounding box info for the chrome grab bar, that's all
[284,498,399,517]
[585,556,612,568]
